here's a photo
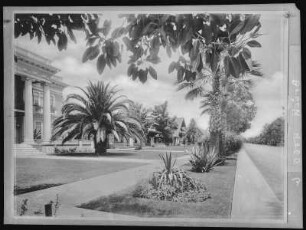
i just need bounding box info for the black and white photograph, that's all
[3,4,303,228]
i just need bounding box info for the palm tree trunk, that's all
[93,133,108,156]
[209,70,225,156]
[96,139,108,155]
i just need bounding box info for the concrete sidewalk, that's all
[16,155,190,217]
[231,147,284,221]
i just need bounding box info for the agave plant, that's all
[189,142,225,173]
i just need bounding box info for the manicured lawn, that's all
[244,144,284,201]
[79,153,238,218]
[52,146,190,160]
[15,158,146,195]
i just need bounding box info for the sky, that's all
[15,12,286,138]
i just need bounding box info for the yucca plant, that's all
[135,152,211,202]
[153,152,200,191]
[154,152,181,188]
[188,143,225,173]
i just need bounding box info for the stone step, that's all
[14,144,43,155]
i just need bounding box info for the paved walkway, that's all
[231,146,284,221]
[16,155,189,218]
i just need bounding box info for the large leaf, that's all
[229,57,241,78]
[237,53,250,72]
[247,40,261,48]
[192,53,201,72]
[240,14,260,35]
[138,69,148,83]
[241,47,251,59]
[82,45,100,63]
[57,32,68,51]
[177,67,184,82]
[168,61,177,74]
[122,36,132,51]
[148,66,157,80]
[146,54,161,64]
[111,27,127,39]
[102,20,112,36]
[190,39,200,61]
[142,21,157,35]
[229,20,245,35]
[67,27,77,43]
[112,41,120,57]
[97,54,106,74]
[181,40,193,55]
[197,54,203,73]
[185,70,196,82]
[127,63,136,76]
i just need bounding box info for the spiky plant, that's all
[188,142,225,173]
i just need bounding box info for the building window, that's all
[33,92,40,106]
[33,91,43,113]
[34,122,42,139]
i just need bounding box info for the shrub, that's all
[132,152,211,203]
[188,143,225,173]
[133,180,210,203]
[246,117,284,146]
[223,132,243,156]
[54,147,77,154]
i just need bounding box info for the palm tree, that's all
[177,56,262,155]
[51,81,145,155]
[129,102,152,148]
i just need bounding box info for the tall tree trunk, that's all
[209,70,225,156]
[94,134,108,156]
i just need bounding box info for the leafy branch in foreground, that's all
[15,13,263,82]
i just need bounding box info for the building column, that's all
[43,83,51,143]
[24,78,34,144]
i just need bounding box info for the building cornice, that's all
[15,46,60,75]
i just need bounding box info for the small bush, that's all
[224,132,242,156]
[54,147,77,154]
[133,180,210,203]
[188,143,225,173]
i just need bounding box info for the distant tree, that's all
[151,101,177,144]
[247,117,284,146]
[223,78,257,134]
[51,81,145,155]
[184,119,203,144]
[129,102,152,146]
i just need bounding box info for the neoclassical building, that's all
[14,46,68,151]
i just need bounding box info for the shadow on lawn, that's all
[49,152,140,157]
[14,183,63,195]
